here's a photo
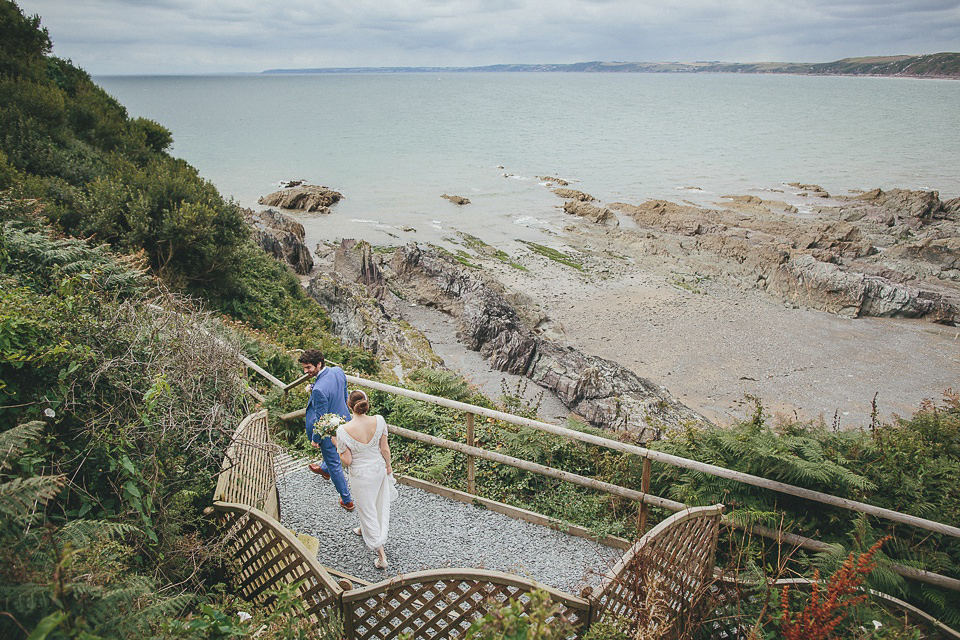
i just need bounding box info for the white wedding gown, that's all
[336,415,395,551]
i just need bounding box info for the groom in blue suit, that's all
[298,349,354,511]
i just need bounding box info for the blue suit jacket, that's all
[305,366,350,444]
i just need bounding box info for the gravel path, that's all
[277,464,620,594]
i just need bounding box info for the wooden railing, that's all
[211,408,725,637]
[213,501,344,624]
[276,372,960,593]
[342,569,592,638]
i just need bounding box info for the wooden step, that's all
[291,530,319,558]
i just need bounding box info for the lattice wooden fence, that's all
[342,568,591,639]
[213,409,279,518]
[212,501,343,624]
[211,410,728,637]
[593,504,724,636]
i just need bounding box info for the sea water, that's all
[96,72,960,249]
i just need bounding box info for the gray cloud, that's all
[16,0,960,74]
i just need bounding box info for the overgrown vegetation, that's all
[0,3,368,635]
[2,1,958,637]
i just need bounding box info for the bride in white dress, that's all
[336,390,396,569]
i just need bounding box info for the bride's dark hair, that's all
[348,390,370,415]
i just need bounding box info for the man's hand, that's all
[311,440,319,449]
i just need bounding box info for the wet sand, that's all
[466,238,959,429]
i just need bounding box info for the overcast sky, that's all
[15,0,960,75]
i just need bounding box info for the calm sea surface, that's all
[96,73,960,248]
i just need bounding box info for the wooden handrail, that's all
[390,424,685,511]
[249,360,960,592]
[339,376,960,540]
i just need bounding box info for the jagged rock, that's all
[242,208,314,274]
[305,268,440,373]
[441,194,471,205]
[258,185,343,213]
[563,200,617,225]
[767,254,956,322]
[788,182,830,197]
[722,195,799,214]
[553,189,595,202]
[943,196,960,218]
[848,188,943,221]
[608,196,957,324]
[885,237,960,277]
[333,239,389,298]
[538,176,569,186]
[386,243,708,435]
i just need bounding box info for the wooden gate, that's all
[593,504,724,636]
[213,409,279,518]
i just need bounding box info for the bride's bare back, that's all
[343,414,379,445]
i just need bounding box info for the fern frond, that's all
[116,591,194,633]
[0,421,45,470]
[410,368,473,401]
[0,475,65,519]
[0,581,53,615]
[56,519,140,547]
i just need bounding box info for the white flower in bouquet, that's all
[314,413,344,440]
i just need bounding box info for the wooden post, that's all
[638,456,652,534]
[466,413,476,495]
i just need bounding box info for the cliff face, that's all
[242,208,314,275]
[305,240,442,375]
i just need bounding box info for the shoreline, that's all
[293,183,959,431]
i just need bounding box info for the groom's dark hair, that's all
[298,349,325,367]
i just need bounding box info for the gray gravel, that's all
[277,464,620,594]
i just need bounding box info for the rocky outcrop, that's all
[242,208,314,274]
[538,176,569,186]
[306,240,440,374]
[386,243,709,436]
[788,183,830,197]
[766,254,955,322]
[563,200,617,226]
[441,194,471,205]
[258,185,343,213]
[847,188,945,221]
[607,190,959,325]
[553,189,595,202]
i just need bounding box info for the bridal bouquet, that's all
[314,413,344,440]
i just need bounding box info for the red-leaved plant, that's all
[779,537,889,640]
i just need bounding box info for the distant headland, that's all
[263,52,960,79]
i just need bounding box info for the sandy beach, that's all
[298,183,960,431]
[476,243,958,428]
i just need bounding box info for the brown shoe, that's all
[308,463,330,480]
[339,499,355,511]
